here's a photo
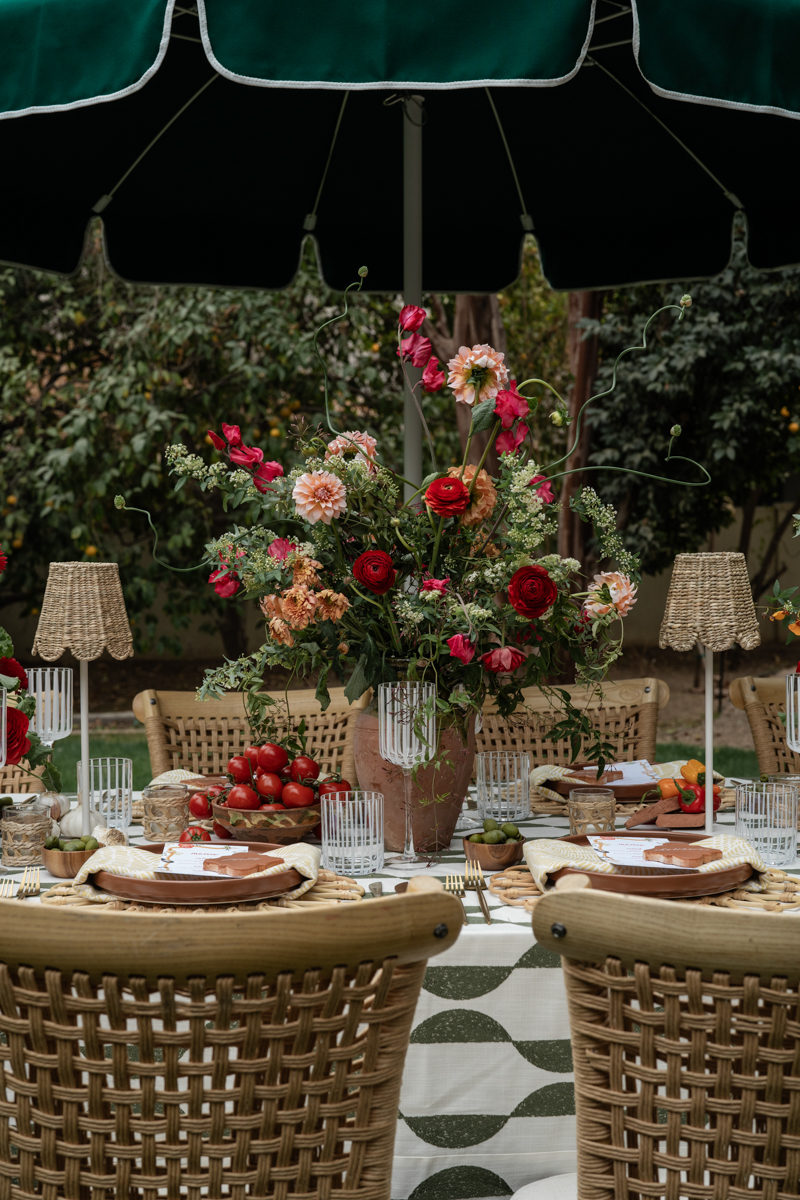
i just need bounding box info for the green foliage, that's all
[585,230,800,583]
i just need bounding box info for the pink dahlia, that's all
[325,431,378,473]
[447,344,509,406]
[584,572,638,618]
[292,470,347,525]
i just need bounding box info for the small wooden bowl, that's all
[42,846,99,879]
[463,836,525,869]
[212,801,321,843]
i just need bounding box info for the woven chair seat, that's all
[730,674,799,778]
[0,760,45,793]
[478,678,668,765]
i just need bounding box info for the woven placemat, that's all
[530,786,736,819]
[40,868,364,913]
[488,864,545,911]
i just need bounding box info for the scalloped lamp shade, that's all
[31,562,133,662]
[659,552,760,654]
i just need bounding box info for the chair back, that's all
[0,760,45,793]
[729,674,798,775]
[477,677,669,765]
[133,687,369,782]
[533,889,800,1199]
[0,892,461,1199]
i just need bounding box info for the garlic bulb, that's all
[58,804,99,838]
[92,824,127,847]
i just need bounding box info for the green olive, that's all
[469,834,484,843]
[483,830,505,844]
[44,836,59,850]
[501,823,520,838]
[64,840,85,852]
[83,838,99,851]
[482,818,499,832]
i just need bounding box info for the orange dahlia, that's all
[447,344,508,406]
[447,466,497,527]
[292,470,347,525]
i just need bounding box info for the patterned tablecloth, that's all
[2,798,797,1200]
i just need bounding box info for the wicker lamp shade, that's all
[659,551,761,654]
[31,562,133,662]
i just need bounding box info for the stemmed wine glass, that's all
[378,682,436,865]
[0,687,7,769]
[27,667,73,749]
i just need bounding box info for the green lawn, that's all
[656,742,759,780]
[52,734,152,793]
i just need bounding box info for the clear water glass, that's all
[735,781,798,866]
[786,675,800,754]
[78,757,133,830]
[476,752,531,822]
[27,667,73,748]
[378,682,436,865]
[0,688,6,769]
[321,790,384,876]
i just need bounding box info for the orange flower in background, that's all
[260,594,285,620]
[789,621,800,636]
[770,609,788,621]
[292,556,323,588]
[316,589,351,621]
[268,617,294,647]
[281,585,317,629]
[447,344,509,406]
[447,466,497,526]
[292,470,347,525]
[325,431,378,474]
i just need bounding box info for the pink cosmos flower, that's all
[421,577,450,596]
[325,431,378,474]
[209,568,239,599]
[447,344,509,406]
[207,430,226,450]
[230,444,264,468]
[396,333,433,368]
[496,424,528,456]
[528,474,555,503]
[447,634,475,664]
[221,423,242,447]
[253,461,284,493]
[399,304,426,332]
[584,572,638,618]
[494,380,529,429]
[267,537,298,561]
[292,470,347,525]
[422,356,446,393]
[481,646,526,673]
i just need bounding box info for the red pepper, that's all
[676,781,721,813]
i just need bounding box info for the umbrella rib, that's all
[92,74,219,214]
[303,91,350,231]
[484,89,535,232]
[586,55,744,210]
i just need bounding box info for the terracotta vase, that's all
[353,706,476,853]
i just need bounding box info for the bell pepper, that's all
[676,780,721,813]
[680,759,706,786]
[656,778,681,800]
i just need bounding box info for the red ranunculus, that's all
[425,476,470,517]
[0,657,28,689]
[253,461,284,493]
[495,424,528,456]
[207,430,226,450]
[399,304,426,332]
[352,550,397,595]
[508,566,558,619]
[447,634,475,664]
[229,444,264,468]
[481,646,526,673]
[421,356,446,393]
[209,568,239,599]
[5,707,31,766]
[396,333,432,368]
[494,380,529,429]
[221,423,242,446]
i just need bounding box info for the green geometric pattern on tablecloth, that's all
[408,1166,513,1199]
[411,1011,510,1044]
[514,1039,573,1072]
[514,943,561,969]
[423,967,513,998]
[512,1082,576,1117]
[401,1115,509,1148]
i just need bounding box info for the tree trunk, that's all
[558,291,604,572]
[424,295,506,477]
[217,601,248,659]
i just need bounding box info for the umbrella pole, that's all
[403,95,424,502]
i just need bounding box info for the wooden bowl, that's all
[42,846,99,879]
[212,801,320,844]
[463,836,525,869]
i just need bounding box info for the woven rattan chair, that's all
[729,674,797,776]
[133,687,369,783]
[0,760,45,792]
[522,887,800,1200]
[478,677,669,766]
[0,890,461,1199]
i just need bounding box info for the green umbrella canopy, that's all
[1,0,799,291]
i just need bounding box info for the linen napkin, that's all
[524,834,766,893]
[528,761,725,806]
[72,843,320,897]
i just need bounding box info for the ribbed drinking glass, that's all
[0,688,6,769]
[27,667,73,748]
[476,752,531,823]
[78,757,133,830]
[735,781,797,867]
[378,682,436,865]
[321,791,384,875]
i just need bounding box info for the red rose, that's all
[5,707,31,766]
[508,566,558,619]
[0,657,28,689]
[352,551,396,595]
[481,647,526,673]
[425,476,471,517]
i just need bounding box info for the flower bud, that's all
[114,495,126,509]
[550,410,566,427]
[390,517,401,526]
[670,424,682,438]
[680,294,692,307]
[358,266,369,277]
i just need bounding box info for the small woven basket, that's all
[1,805,51,867]
[141,786,190,843]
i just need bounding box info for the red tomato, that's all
[243,746,261,766]
[318,778,352,800]
[282,782,316,808]
[255,772,284,802]
[227,756,252,784]
[179,826,211,843]
[259,803,285,811]
[226,784,261,810]
[290,756,320,783]
[206,785,226,798]
[188,792,211,818]
[278,765,292,782]
[212,820,234,839]
[258,743,289,773]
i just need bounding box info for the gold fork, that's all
[16,866,40,900]
[444,873,468,925]
[0,877,16,899]
[464,861,492,925]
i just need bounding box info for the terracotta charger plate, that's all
[551,776,654,801]
[91,842,304,905]
[552,832,753,898]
